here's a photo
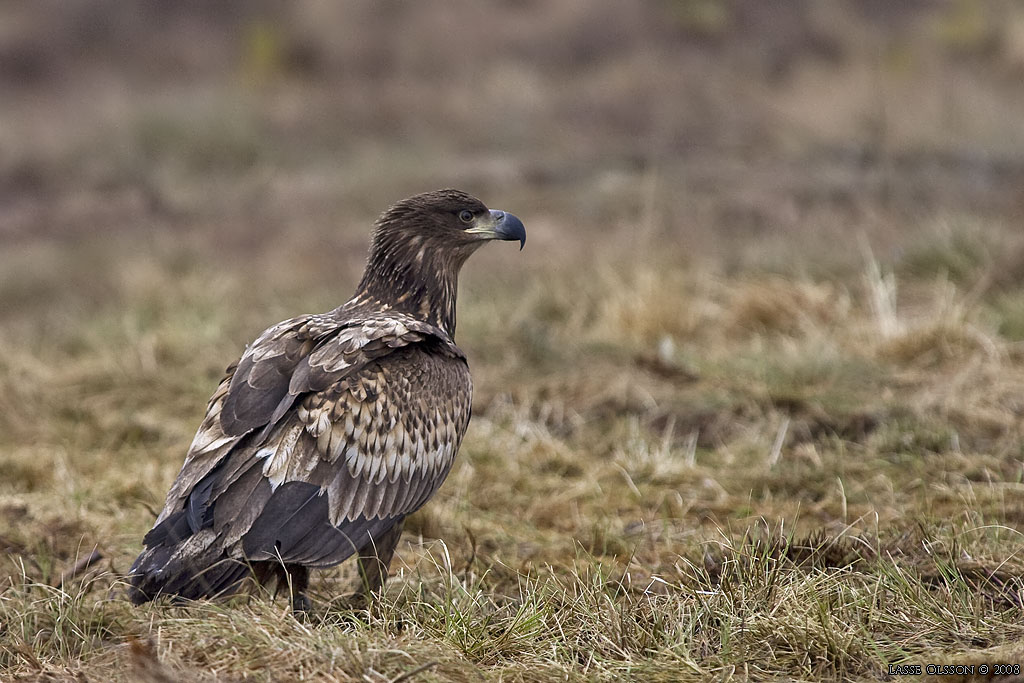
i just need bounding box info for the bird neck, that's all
[353,237,467,336]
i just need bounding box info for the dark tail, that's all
[127,510,250,604]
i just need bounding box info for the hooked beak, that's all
[465,209,526,250]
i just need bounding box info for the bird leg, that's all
[285,564,312,614]
[355,520,404,601]
[253,561,312,614]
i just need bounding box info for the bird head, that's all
[356,189,525,333]
[374,189,526,253]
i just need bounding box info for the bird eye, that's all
[458,210,474,223]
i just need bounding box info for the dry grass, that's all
[4,228,1024,681]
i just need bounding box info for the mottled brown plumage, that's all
[128,189,525,610]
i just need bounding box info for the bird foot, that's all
[291,592,313,616]
[341,590,372,611]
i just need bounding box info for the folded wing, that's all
[130,312,471,600]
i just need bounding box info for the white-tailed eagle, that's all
[128,189,525,611]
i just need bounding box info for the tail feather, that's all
[128,511,250,604]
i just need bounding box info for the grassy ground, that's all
[4,2,1024,681]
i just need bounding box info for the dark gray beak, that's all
[489,209,526,250]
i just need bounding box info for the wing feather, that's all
[144,309,470,570]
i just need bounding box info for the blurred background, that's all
[3,0,1024,270]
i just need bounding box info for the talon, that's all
[292,592,312,615]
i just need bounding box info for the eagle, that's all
[128,189,525,611]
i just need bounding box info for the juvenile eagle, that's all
[128,189,525,611]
